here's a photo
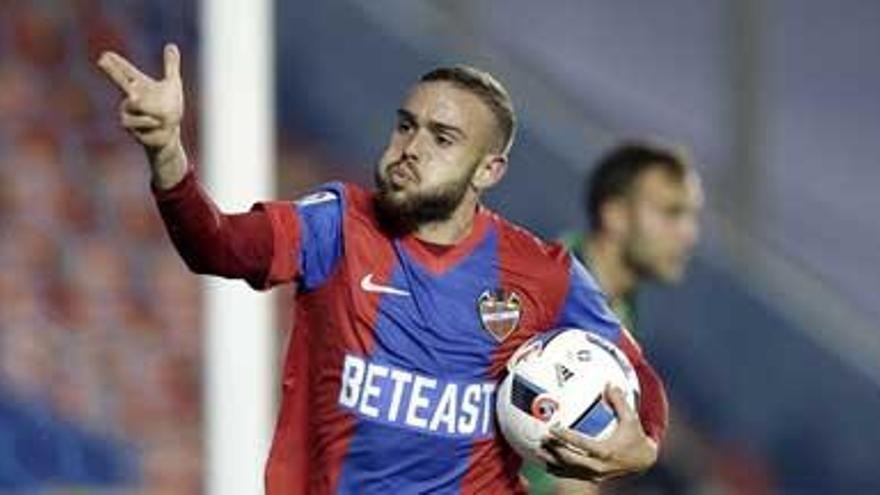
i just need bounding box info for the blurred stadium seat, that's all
[0,0,201,491]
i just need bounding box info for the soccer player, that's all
[525,142,703,494]
[561,142,702,338]
[97,44,669,494]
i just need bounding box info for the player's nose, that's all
[401,130,426,162]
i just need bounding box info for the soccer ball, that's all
[495,328,640,463]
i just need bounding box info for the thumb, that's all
[163,43,181,81]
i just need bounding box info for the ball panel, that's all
[571,397,616,439]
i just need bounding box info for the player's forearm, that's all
[153,169,273,287]
[147,130,188,191]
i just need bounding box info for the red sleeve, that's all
[617,328,669,445]
[251,201,302,288]
[152,169,297,290]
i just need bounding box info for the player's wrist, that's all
[148,130,188,191]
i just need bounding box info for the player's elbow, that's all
[177,245,258,283]
[179,252,212,275]
[164,232,223,276]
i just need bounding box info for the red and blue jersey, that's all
[256,182,665,494]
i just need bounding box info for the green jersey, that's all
[558,231,639,337]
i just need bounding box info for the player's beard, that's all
[373,162,476,235]
[623,239,659,281]
[622,235,684,284]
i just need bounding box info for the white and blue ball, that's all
[495,328,640,463]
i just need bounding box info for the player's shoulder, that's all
[488,210,570,272]
[292,181,373,213]
[338,182,373,215]
[292,181,345,205]
[295,181,389,240]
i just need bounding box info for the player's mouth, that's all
[388,164,418,188]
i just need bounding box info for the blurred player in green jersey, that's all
[525,141,703,494]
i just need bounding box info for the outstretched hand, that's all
[97,43,184,150]
[96,43,187,189]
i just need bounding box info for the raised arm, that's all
[152,169,273,288]
[97,44,274,288]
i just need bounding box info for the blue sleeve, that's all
[553,255,622,342]
[294,182,346,291]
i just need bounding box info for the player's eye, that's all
[435,134,454,147]
[396,120,414,134]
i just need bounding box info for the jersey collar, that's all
[399,206,493,275]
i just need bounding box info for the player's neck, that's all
[413,195,480,246]
[584,234,638,300]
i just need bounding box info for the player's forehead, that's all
[399,81,495,135]
[633,166,703,207]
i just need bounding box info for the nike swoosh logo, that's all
[360,273,410,296]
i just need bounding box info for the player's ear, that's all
[471,154,507,192]
[602,198,630,238]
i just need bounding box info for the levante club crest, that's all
[477,289,522,341]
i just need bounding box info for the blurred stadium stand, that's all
[0,0,201,492]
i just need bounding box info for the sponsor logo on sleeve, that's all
[296,190,338,207]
